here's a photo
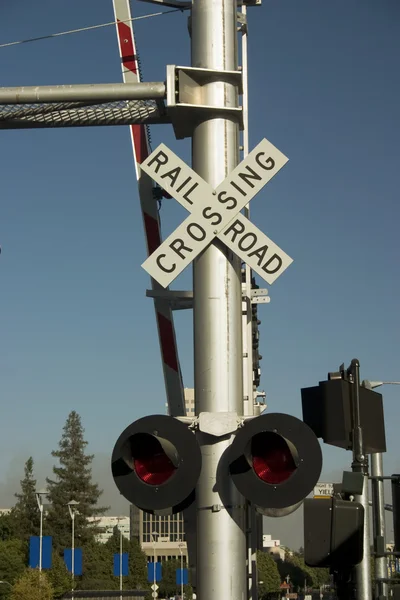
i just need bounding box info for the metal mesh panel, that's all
[0,99,169,129]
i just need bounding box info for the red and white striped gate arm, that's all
[112,0,185,416]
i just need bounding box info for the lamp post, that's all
[178,543,184,600]
[35,488,48,572]
[67,500,79,600]
[151,531,159,593]
[117,516,125,600]
[362,380,400,600]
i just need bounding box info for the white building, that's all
[88,515,130,544]
[263,534,285,560]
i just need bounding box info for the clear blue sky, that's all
[0,0,399,548]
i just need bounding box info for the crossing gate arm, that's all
[112,0,185,417]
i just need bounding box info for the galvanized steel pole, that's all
[349,360,372,600]
[191,0,246,596]
[371,452,388,600]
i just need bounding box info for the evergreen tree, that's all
[0,539,27,598]
[257,551,281,598]
[105,528,148,590]
[45,411,108,551]
[47,553,71,599]
[10,457,40,541]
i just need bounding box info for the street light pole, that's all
[179,543,184,600]
[152,531,159,596]
[117,517,124,600]
[67,500,79,600]
[35,489,47,573]
[363,380,400,600]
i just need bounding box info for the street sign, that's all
[152,593,158,598]
[140,139,292,288]
[313,482,334,498]
[151,584,159,591]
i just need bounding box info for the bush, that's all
[11,569,54,600]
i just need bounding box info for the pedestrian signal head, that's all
[112,415,201,513]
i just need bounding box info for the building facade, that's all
[263,534,284,560]
[129,389,196,563]
[88,516,130,544]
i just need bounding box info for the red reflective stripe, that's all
[116,21,138,74]
[116,12,180,377]
[157,313,179,372]
[130,124,149,164]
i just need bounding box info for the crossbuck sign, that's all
[140,138,293,288]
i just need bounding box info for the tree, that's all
[277,554,330,591]
[10,457,40,541]
[0,540,27,598]
[45,411,108,551]
[105,528,148,590]
[257,551,281,598]
[11,569,53,600]
[77,540,115,590]
[159,559,188,598]
[0,513,17,542]
[47,553,71,599]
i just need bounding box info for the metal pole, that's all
[349,359,372,600]
[371,452,388,600]
[180,546,184,599]
[191,0,246,597]
[120,525,123,600]
[0,82,166,104]
[71,512,75,600]
[39,504,43,573]
[153,538,156,592]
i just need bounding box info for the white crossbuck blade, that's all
[140,138,293,288]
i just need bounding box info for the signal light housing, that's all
[111,415,202,514]
[228,413,322,512]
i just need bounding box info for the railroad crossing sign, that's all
[140,138,293,288]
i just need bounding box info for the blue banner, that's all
[64,548,83,575]
[147,562,162,582]
[29,536,52,569]
[176,568,188,585]
[113,553,129,576]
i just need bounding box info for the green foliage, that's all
[77,540,115,591]
[0,513,17,542]
[10,457,40,542]
[159,558,190,599]
[277,553,330,591]
[47,553,71,599]
[11,569,53,600]
[257,551,281,598]
[104,530,148,590]
[0,539,27,598]
[45,411,109,551]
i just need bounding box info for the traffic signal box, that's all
[304,497,364,568]
[301,379,386,454]
[112,412,323,516]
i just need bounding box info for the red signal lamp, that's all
[112,415,202,514]
[228,413,322,511]
[251,431,297,484]
[133,433,177,485]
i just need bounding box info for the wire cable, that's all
[0,9,188,49]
